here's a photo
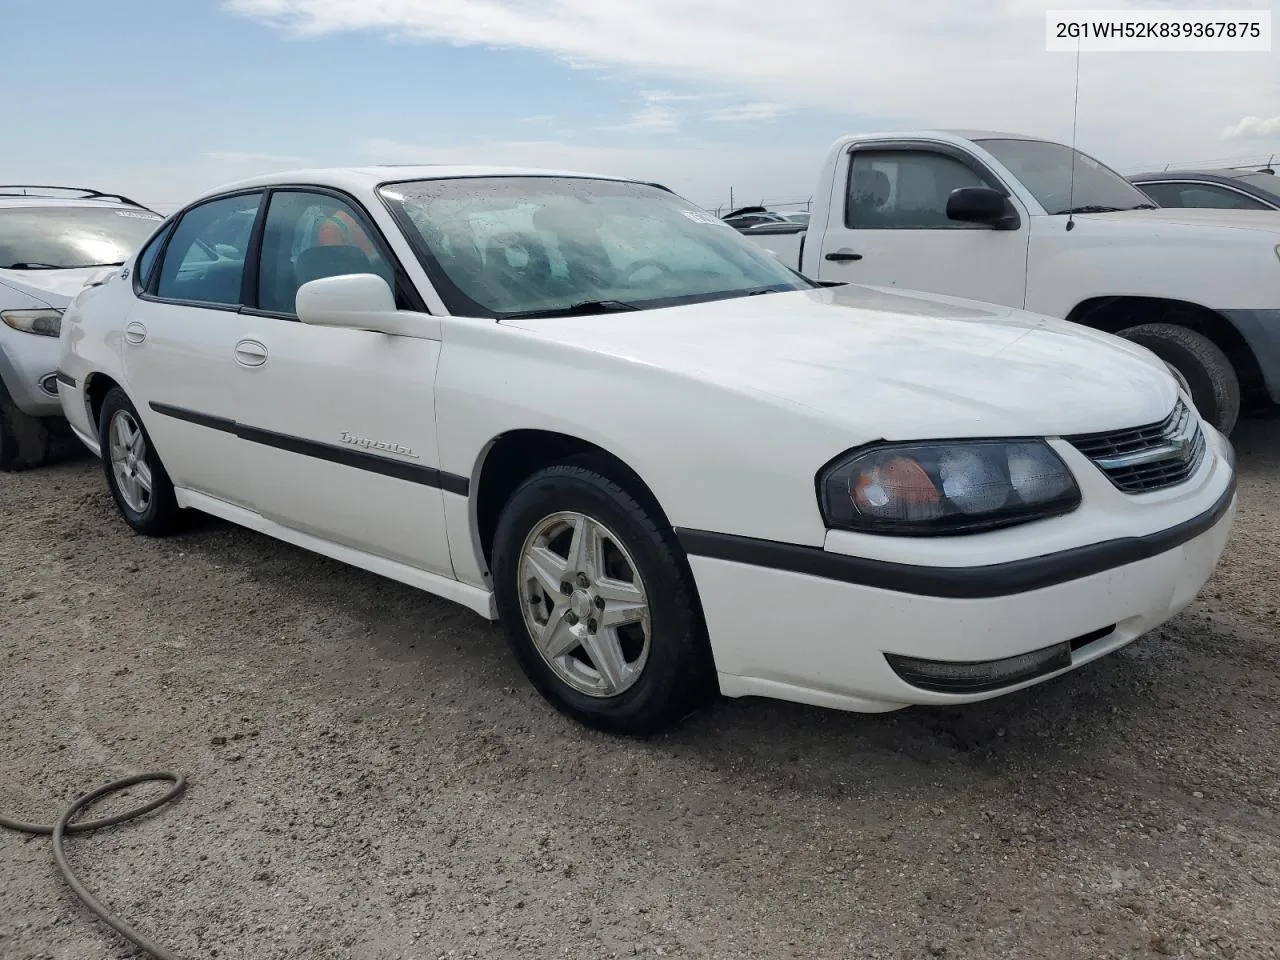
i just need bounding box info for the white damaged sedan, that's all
[57,167,1236,734]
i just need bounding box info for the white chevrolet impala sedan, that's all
[57,166,1237,734]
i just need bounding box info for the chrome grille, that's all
[1067,401,1205,493]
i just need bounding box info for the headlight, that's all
[819,440,1080,535]
[1,308,64,337]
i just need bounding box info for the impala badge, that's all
[339,431,420,459]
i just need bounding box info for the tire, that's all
[491,461,713,736]
[0,381,50,471]
[1118,321,1240,434]
[97,387,183,536]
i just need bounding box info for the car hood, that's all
[0,266,109,307]
[502,285,1179,439]
[1080,207,1280,235]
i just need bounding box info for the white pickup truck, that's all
[744,130,1280,433]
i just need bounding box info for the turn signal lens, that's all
[820,439,1080,535]
[853,456,942,521]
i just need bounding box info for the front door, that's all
[231,188,454,579]
[816,144,1030,308]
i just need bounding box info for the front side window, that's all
[255,191,397,314]
[134,220,175,290]
[1139,181,1274,211]
[0,205,164,270]
[976,138,1154,215]
[155,193,262,306]
[846,150,998,229]
[380,177,811,318]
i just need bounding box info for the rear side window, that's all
[846,151,997,229]
[156,193,262,306]
[254,191,396,315]
[1138,181,1273,211]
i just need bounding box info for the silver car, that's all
[0,186,164,469]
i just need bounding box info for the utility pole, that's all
[729,186,734,210]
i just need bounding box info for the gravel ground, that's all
[2,422,1279,960]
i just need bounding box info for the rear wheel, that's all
[1118,321,1240,433]
[0,381,50,471]
[492,462,712,735]
[98,387,183,536]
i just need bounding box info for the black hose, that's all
[0,772,186,960]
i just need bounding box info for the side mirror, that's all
[946,187,1020,230]
[214,243,239,259]
[296,273,426,337]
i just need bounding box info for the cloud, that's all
[640,90,708,103]
[226,0,1278,166]
[708,103,783,124]
[1221,116,1280,141]
[607,105,680,134]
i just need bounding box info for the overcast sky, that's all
[4,0,1278,212]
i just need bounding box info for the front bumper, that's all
[0,333,63,417]
[681,432,1237,714]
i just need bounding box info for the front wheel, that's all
[0,381,50,471]
[491,462,713,735]
[98,387,183,536]
[1118,322,1241,434]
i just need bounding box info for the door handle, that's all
[825,250,863,262]
[234,339,268,368]
[124,322,147,344]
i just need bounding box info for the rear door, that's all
[123,191,261,504]
[815,142,1030,307]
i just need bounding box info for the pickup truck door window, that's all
[819,148,1029,308]
[125,192,262,504]
[234,188,454,578]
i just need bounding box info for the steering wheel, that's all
[620,258,677,285]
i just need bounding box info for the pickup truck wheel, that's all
[98,387,183,536]
[1117,322,1240,434]
[491,462,712,736]
[0,381,50,471]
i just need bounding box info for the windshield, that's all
[0,205,163,269]
[975,138,1154,215]
[380,177,812,318]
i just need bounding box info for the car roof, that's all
[1129,168,1273,182]
[942,129,1057,143]
[201,165,658,202]
[0,196,151,211]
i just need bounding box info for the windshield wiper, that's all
[1130,203,1158,210]
[1054,205,1123,215]
[2,260,124,270]
[745,284,798,296]
[502,299,640,320]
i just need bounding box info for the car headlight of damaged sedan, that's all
[1,308,64,337]
[819,440,1081,535]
